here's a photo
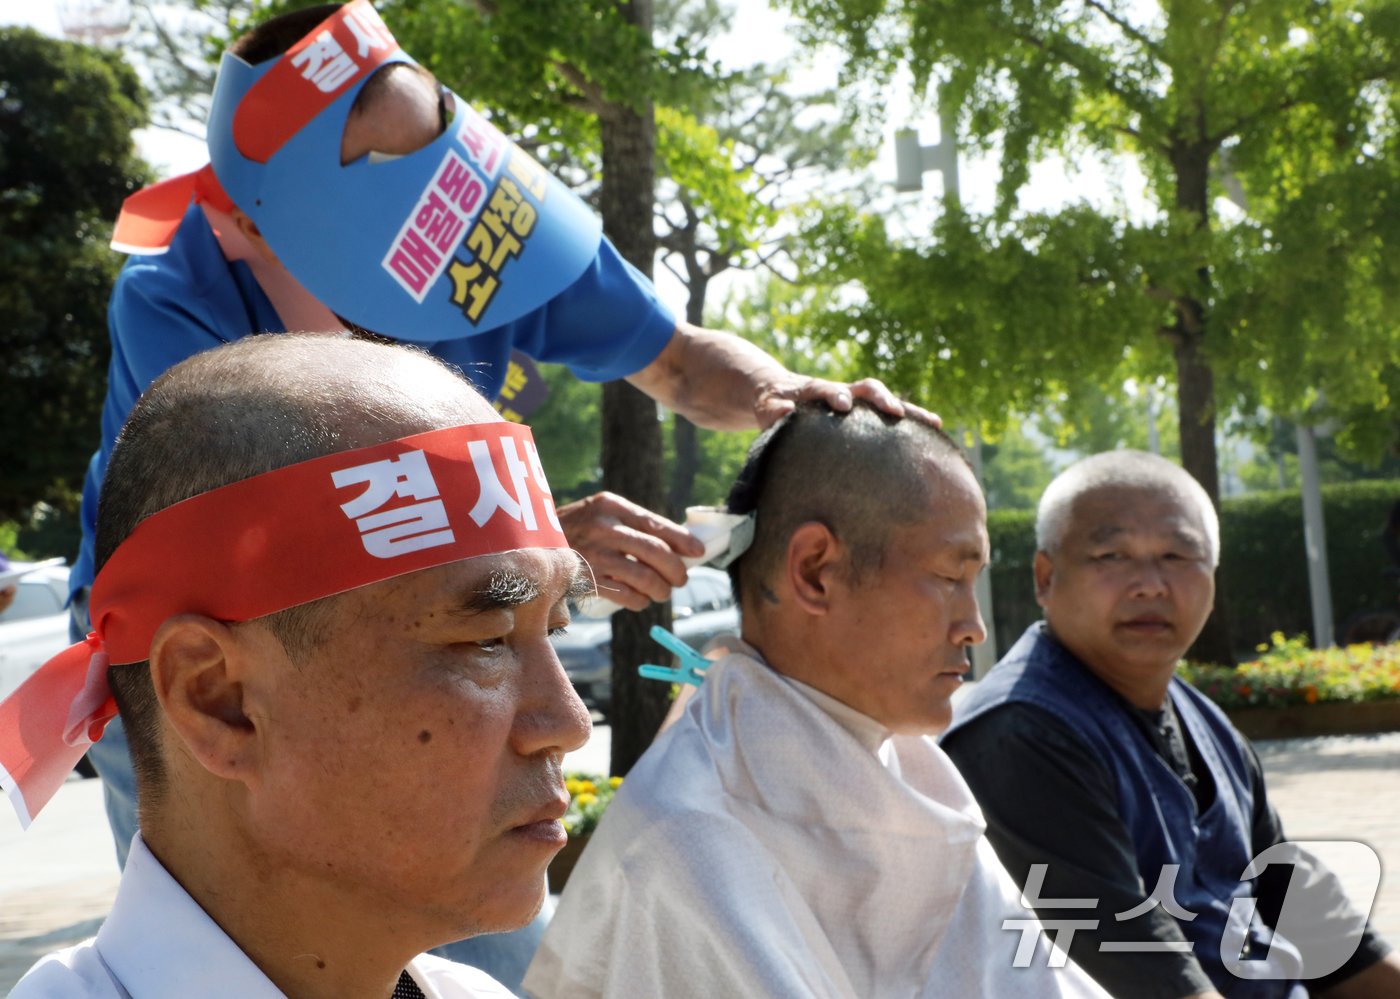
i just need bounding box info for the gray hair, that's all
[1035,450,1220,566]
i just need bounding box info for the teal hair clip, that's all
[637,625,711,688]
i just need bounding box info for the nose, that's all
[512,640,593,759]
[952,585,987,648]
[1128,557,1169,598]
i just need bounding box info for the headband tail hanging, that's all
[0,635,117,829]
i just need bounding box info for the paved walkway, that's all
[2,730,1397,991]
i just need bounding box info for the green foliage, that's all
[793,202,1173,431]
[979,425,1055,511]
[779,0,1400,462]
[1231,421,1400,493]
[986,479,1400,663]
[126,0,252,135]
[0,521,28,562]
[986,506,1041,653]
[1222,479,1400,653]
[0,28,151,522]
[526,367,605,505]
[1180,634,1400,710]
[1035,382,1179,459]
[656,104,772,255]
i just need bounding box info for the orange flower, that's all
[1304,685,1319,704]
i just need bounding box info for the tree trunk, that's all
[1171,141,1234,665]
[670,417,699,520]
[668,274,709,519]
[599,0,671,776]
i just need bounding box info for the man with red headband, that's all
[9,333,592,997]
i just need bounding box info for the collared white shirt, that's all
[12,834,515,998]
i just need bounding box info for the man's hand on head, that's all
[752,372,941,431]
[557,492,704,612]
[627,323,939,432]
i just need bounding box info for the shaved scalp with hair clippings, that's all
[724,402,971,609]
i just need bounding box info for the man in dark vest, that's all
[943,450,1399,999]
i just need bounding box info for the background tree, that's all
[782,0,1400,662]
[0,27,150,550]
[654,59,873,514]
[122,0,250,137]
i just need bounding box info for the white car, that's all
[0,562,73,700]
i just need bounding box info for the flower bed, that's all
[1179,634,1400,739]
[563,772,622,838]
[549,772,623,893]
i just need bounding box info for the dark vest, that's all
[947,623,1305,999]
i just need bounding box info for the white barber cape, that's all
[524,643,1107,999]
[12,834,516,999]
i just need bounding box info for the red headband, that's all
[0,423,567,827]
[234,0,399,164]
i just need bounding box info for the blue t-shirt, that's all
[72,204,675,594]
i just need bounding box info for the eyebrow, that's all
[453,570,541,616]
[452,562,596,617]
[565,562,596,604]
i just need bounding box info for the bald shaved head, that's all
[726,402,971,608]
[96,333,498,799]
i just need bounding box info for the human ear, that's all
[785,521,844,616]
[147,615,259,784]
[229,208,281,266]
[1032,551,1055,607]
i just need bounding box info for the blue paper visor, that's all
[206,0,601,341]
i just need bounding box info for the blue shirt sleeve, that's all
[503,236,676,383]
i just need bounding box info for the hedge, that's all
[1179,633,1400,710]
[986,479,1400,664]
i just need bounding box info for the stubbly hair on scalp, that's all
[725,402,971,606]
[227,4,342,65]
[95,333,493,802]
[1035,449,1221,566]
